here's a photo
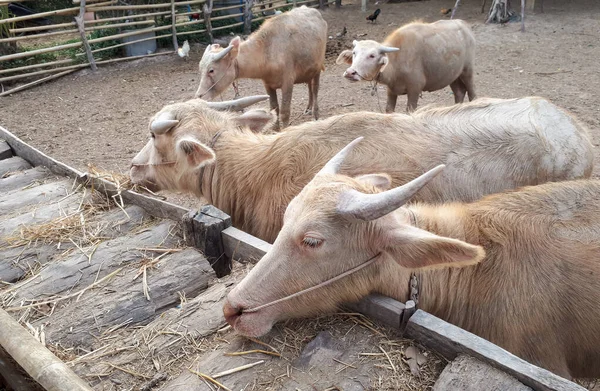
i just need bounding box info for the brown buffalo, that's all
[224,138,600,380]
[337,20,476,112]
[195,6,327,128]
[130,96,593,243]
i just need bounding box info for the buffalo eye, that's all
[209,69,214,74]
[302,235,323,249]
[150,133,156,139]
[369,54,375,58]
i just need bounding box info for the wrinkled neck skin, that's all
[235,39,266,80]
[374,204,482,324]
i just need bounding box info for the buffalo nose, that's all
[345,68,357,77]
[223,300,243,326]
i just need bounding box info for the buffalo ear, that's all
[336,50,353,65]
[381,225,485,270]
[176,137,216,168]
[234,109,276,133]
[379,56,390,72]
[355,173,392,191]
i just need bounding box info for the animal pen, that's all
[0,0,336,96]
[0,123,591,390]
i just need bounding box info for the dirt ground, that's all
[2,0,599,208]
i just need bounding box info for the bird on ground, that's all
[366,8,381,23]
[177,40,190,60]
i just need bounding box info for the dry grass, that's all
[87,164,165,199]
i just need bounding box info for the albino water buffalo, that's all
[223,139,600,380]
[130,95,593,243]
[195,6,327,128]
[337,20,476,112]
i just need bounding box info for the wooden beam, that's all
[243,0,254,35]
[344,294,405,329]
[75,0,97,72]
[0,140,12,160]
[183,206,232,277]
[0,0,115,25]
[0,309,93,391]
[222,226,272,262]
[171,0,178,51]
[405,310,586,391]
[0,69,78,97]
[203,0,214,43]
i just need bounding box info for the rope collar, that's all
[243,252,382,314]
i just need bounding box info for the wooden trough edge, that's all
[0,126,586,391]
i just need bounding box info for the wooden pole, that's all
[75,0,97,71]
[335,0,341,8]
[450,0,461,19]
[203,0,213,44]
[0,309,93,390]
[76,32,172,56]
[171,0,178,51]
[9,21,76,33]
[361,0,366,12]
[89,0,206,12]
[481,0,487,13]
[520,0,525,32]
[0,70,78,97]
[0,59,74,76]
[243,0,254,35]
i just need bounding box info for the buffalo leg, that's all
[312,73,320,120]
[280,81,294,128]
[406,89,420,112]
[385,89,398,113]
[450,80,466,103]
[265,84,279,114]
[305,81,314,115]
[461,66,477,101]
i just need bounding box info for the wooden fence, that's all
[0,0,336,96]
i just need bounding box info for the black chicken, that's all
[366,8,381,24]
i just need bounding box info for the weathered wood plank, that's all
[0,179,75,222]
[222,226,272,263]
[36,248,215,348]
[434,355,532,390]
[0,166,51,193]
[0,309,93,391]
[0,156,31,177]
[405,310,585,391]
[72,281,237,388]
[9,221,178,304]
[0,205,147,283]
[0,125,85,179]
[84,175,190,222]
[0,189,82,239]
[0,140,12,160]
[183,205,232,277]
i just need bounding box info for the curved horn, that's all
[338,165,446,221]
[317,137,364,176]
[379,46,400,53]
[213,44,234,61]
[205,95,269,111]
[150,112,179,134]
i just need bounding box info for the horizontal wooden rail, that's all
[213,3,246,11]
[0,59,74,76]
[10,21,76,34]
[211,21,244,31]
[0,0,115,25]
[211,12,245,22]
[76,32,173,56]
[86,11,171,24]
[89,0,205,12]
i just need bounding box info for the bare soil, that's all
[2,0,599,208]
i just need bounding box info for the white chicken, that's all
[177,40,190,60]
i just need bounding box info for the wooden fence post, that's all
[183,205,232,278]
[335,0,341,8]
[361,0,366,12]
[243,0,254,35]
[74,0,97,71]
[203,0,213,44]
[171,0,178,50]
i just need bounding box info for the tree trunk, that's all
[486,0,515,23]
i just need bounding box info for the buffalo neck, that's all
[235,39,265,80]
[395,204,485,326]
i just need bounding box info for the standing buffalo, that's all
[130,96,593,243]
[224,139,600,380]
[195,6,327,128]
[337,20,476,112]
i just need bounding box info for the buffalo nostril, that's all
[223,301,243,326]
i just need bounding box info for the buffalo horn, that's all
[150,112,179,134]
[379,46,400,54]
[212,44,234,61]
[205,95,269,111]
[317,137,364,176]
[338,165,445,221]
